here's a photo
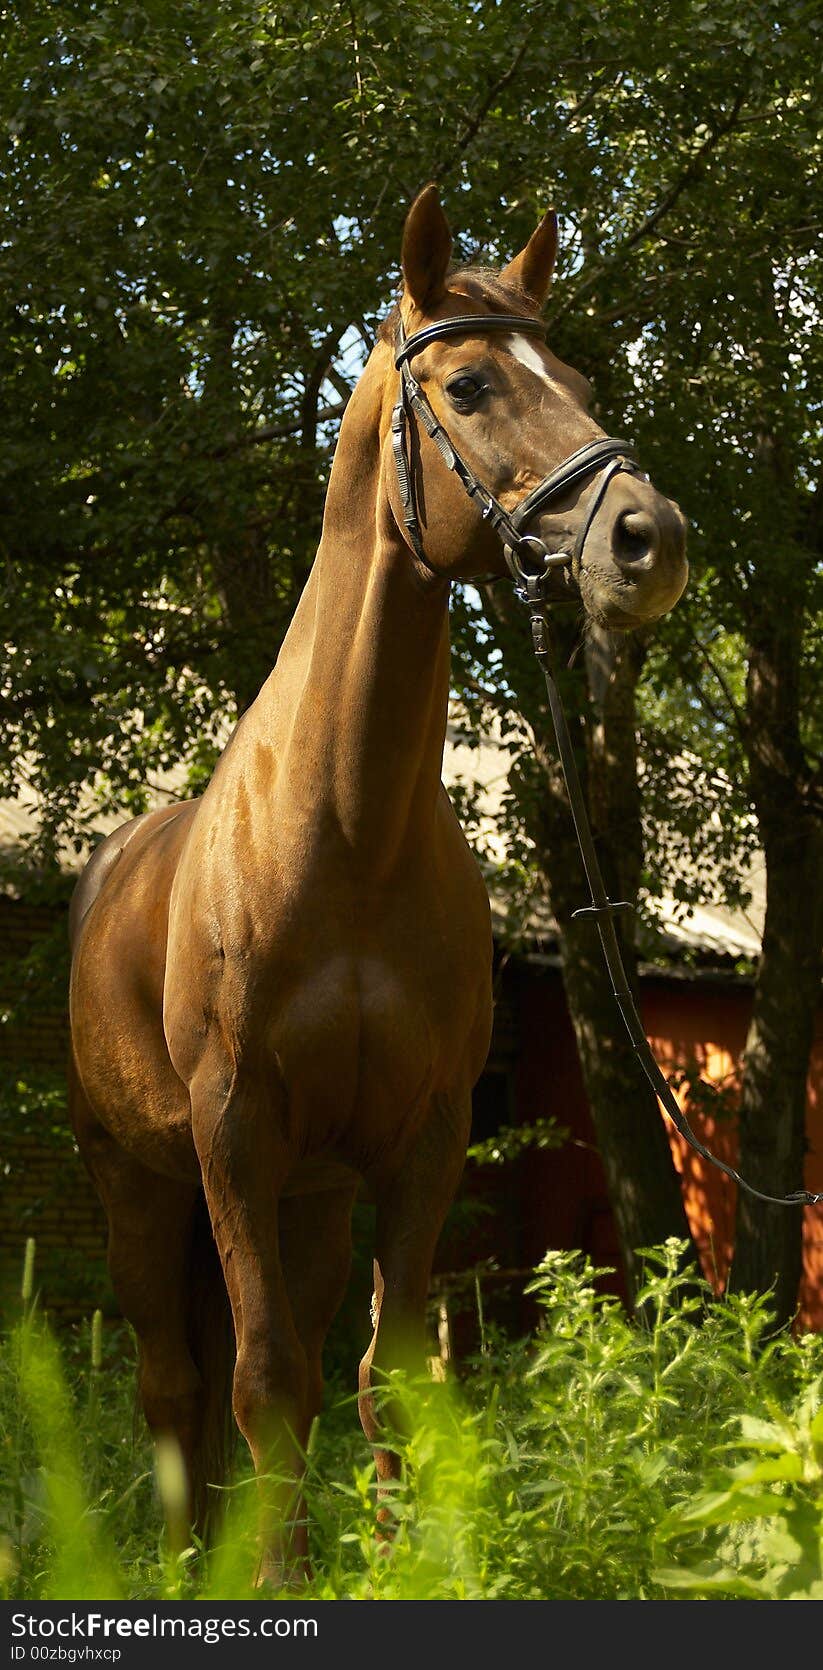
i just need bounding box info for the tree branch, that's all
[432,16,535,180]
[550,88,750,325]
[324,365,355,402]
[204,404,348,456]
[687,630,748,737]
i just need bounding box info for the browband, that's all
[395,312,547,368]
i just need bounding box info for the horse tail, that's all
[185,1190,236,1538]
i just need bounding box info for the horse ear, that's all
[401,185,453,310]
[501,210,558,308]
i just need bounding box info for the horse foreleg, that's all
[190,1061,310,1586]
[277,1183,356,1561]
[279,1184,356,1439]
[358,1091,471,1532]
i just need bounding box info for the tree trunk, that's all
[481,593,700,1302]
[211,521,305,715]
[730,606,823,1327]
[731,818,823,1324]
[555,897,700,1299]
[548,625,699,1299]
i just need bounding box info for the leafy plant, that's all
[2,1239,822,1601]
[467,1115,568,1168]
[654,1376,823,1597]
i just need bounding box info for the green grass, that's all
[1,1240,822,1600]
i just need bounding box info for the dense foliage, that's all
[2,1243,822,1600]
[3,0,818,867]
[2,2,820,1307]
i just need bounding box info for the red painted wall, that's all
[509,962,823,1328]
[643,976,823,1331]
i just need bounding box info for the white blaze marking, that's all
[507,333,553,384]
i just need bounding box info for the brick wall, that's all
[0,895,109,1322]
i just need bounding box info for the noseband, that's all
[391,308,820,1213]
[392,311,642,592]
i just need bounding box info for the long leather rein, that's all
[392,310,821,1211]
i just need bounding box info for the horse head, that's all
[382,185,688,630]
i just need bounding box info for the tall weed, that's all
[1,1239,820,1600]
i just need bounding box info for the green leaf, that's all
[653,1564,767,1598]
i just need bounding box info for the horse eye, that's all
[447,375,484,407]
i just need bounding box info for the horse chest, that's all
[221,876,492,1148]
[270,938,478,1096]
[205,816,486,1020]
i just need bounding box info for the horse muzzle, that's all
[575,475,688,629]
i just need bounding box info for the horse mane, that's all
[378,265,539,344]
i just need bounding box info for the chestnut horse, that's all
[68,187,687,1579]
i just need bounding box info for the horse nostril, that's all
[612,509,659,570]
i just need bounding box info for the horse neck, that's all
[263,350,452,875]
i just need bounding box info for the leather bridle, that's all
[392,311,643,592]
[390,308,821,1212]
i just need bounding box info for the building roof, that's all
[442,714,764,967]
